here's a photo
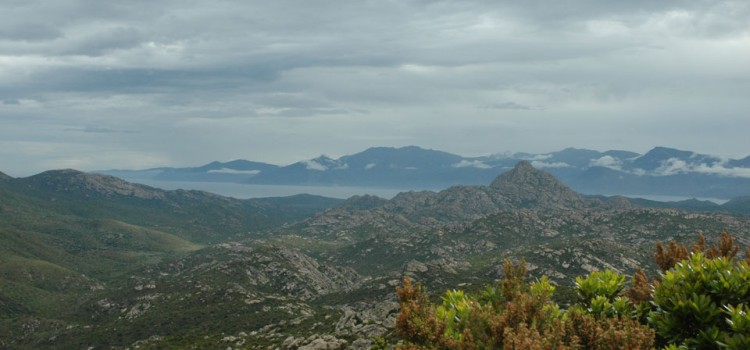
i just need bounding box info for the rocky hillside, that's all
[2,163,750,349]
[17,169,168,200]
[282,161,593,240]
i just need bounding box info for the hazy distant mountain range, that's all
[100,146,750,199]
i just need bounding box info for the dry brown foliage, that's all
[395,278,446,347]
[565,307,655,350]
[655,232,744,272]
[705,231,740,260]
[502,322,578,350]
[500,258,527,301]
[691,233,707,253]
[654,240,689,272]
[395,264,655,350]
[624,268,651,305]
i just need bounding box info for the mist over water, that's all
[594,193,730,205]
[132,179,733,204]
[131,180,423,199]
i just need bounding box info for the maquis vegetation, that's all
[391,232,750,350]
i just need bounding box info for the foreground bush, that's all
[649,253,750,349]
[396,260,654,349]
[394,233,749,350]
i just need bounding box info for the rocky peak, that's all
[490,161,583,209]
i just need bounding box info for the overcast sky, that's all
[1,0,749,176]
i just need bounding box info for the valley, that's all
[1,163,749,349]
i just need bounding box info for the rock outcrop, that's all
[489,161,584,209]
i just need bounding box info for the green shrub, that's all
[649,253,750,349]
[395,260,654,350]
[576,269,627,303]
[394,233,750,350]
[716,304,750,350]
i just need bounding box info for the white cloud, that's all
[651,157,750,178]
[692,164,750,178]
[530,154,553,161]
[531,161,572,169]
[302,160,327,171]
[590,155,623,170]
[452,160,492,169]
[655,158,690,175]
[207,168,260,175]
[365,163,376,170]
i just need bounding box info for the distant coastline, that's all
[130,179,418,199]
[591,193,729,205]
[129,179,731,204]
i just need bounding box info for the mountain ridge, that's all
[96,145,750,199]
[19,169,168,200]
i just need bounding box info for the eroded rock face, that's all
[403,260,428,275]
[334,301,399,339]
[283,335,348,350]
[171,242,363,300]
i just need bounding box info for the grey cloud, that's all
[1,0,748,175]
[1,1,733,97]
[478,102,541,110]
[500,0,750,35]
[21,65,282,96]
[0,23,63,42]
[254,93,332,109]
[64,125,138,134]
[60,27,146,56]
[274,108,351,118]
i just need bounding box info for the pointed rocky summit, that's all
[490,161,584,209]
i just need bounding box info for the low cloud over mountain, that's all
[99,145,750,199]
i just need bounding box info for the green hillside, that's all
[1,165,749,349]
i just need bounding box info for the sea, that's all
[593,193,730,205]
[130,179,730,204]
[131,179,420,199]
